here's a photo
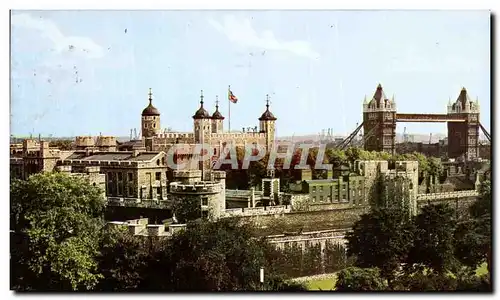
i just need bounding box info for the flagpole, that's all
[229,85,231,132]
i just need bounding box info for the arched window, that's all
[157,159,160,166]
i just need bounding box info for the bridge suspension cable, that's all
[479,123,491,142]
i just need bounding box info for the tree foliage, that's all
[10,172,106,291]
[171,195,202,223]
[335,267,388,291]
[346,208,414,284]
[49,139,74,150]
[407,203,457,274]
[454,180,491,273]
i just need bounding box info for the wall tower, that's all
[447,87,480,160]
[362,84,397,154]
[258,94,277,151]
[141,88,161,138]
[211,95,225,134]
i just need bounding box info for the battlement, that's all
[96,136,117,147]
[212,170,226,179]
[169,181,223,194]
[211,132,266,140]
[56,165,72,172]
[62,159,142,167]
[22,139,40,150]
[107,219,187,237]
[222,205,291,217]
[156,132,195,139]
[85,166,101,173]
[417,190,478,201]
[173,170,202,182]
[355,160,418,176]
[363,101,396,113]
[75,136,95,147]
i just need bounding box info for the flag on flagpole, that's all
[228,88,238,103]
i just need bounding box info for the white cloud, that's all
[11,13,104,59]
[208,15,319,60]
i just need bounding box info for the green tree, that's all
[171,195,202,223]
[454,180,491,273]
[10,172,106,291]
[49,139,74,150]
[149,218,282,291]
[96,226,152,291]
[345,147,362,163]
[406,203,457,275]
[335,267,388,291]
[346,208,414,286]
[326,148,347,169]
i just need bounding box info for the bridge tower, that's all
[362,84,397,154]
[447,87,480,160]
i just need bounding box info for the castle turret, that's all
[193,90,212,143]
[211,95,224,134]
[362,83,396,154]
[447,87,480,160]
[258,94,277,151]
[141,88,161,139]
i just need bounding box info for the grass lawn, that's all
[476,262,488,276]
[305,275,337,291]
[303,263,488,291]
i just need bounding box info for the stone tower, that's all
[141,88,161,138]
[193,90,212,144]
[258,94,277,151]
[362,84,396,154]
[447,87,480,160]
[211,95,225,134]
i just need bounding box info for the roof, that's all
[259,103,277,121]
[212,105,225,120]
[142,90,160,116]
[454,87,473,110]
[367,83,390,107]
[64,151,163,162]
[193,101,211,119]
[142,103,160,116]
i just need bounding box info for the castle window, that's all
[320,196,324,202]
[312,186,316,193]
[117,172,123,181]
[128,173,133,181]
[155,172,161,181]
[157,159,160,166]
[201,211,208,219]
[213,148,217,155]
[202,197,208,206]
[162,157,165,165]
[157,187,162,199]
[153,123,156,128]
[319,186,323,192]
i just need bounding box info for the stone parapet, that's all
[169,182,223,194]
[417,190,479,201]
[106,197,170,209]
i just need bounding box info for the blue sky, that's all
[10,10,490,138]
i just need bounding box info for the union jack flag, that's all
[228,88,238,103]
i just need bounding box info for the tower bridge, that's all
[339,84,490,160]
